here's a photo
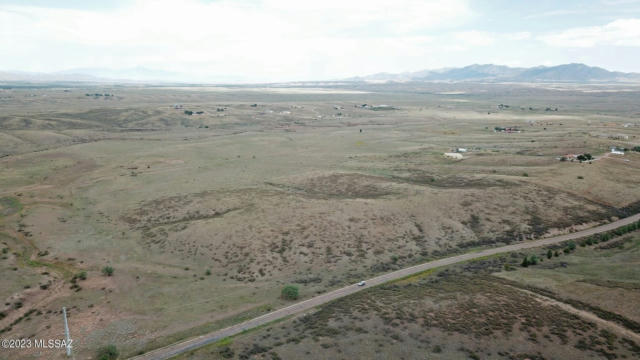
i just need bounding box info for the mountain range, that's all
[1,63,639,84]
[347,63,640,83]
[0,67,247,84]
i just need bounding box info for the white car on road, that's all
[357,281,366,286]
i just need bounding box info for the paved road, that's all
[129,214,640,360]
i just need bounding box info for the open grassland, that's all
[0,82,639,359]
[497,232,640,325]
[175,232,640,360]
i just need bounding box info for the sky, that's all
[1,0,640,82]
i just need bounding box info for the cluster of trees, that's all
[520,254,540,267]
[563,240,577,254]
[576,153,593,162]
[184,110,204,116]
[521,244,568,267]
[579,220,640,247]
[521,220,640,268]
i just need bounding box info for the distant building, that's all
[610,147,625,155]
[455,148,468,153]
[444,152,463,160]
[494,126,521,133]
[562,154,579,161]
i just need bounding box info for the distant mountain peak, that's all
[351,63,639,83]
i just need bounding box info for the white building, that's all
[444,152,463,160]
[610,147,625,155]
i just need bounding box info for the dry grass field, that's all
[0,82,639,359]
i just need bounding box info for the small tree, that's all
[97,344,119,360]
[281,285,299,300]
[547,249,553,259]
[554,250,559,257]
[521,257,529,267]
[102,266,114,277]
[568,241,576,251]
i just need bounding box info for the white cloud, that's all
[3,1,639,80]
[454,30,495,46]
[505,32,531,41]
[0,0,474,80]
[539,18,640,47]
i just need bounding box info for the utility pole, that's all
[62,307,72,357]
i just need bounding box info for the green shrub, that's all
[96,344,118,360]
[547,249,553,259]
[521,257,529,267]
[102,266,114,277]
[281,285,299,300]
[219,346,234,358]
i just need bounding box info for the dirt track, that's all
[512,286,640,343]
[129,213,640,360]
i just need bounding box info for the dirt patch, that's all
[122,191,249,231]
[389,169,516,188]
[267,173,397,199]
